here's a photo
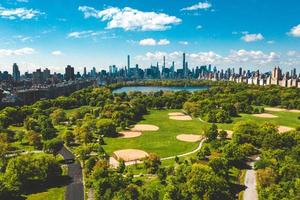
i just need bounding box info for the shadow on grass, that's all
[13,175,72,200]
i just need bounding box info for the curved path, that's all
[243,160,258,200]
[110,138,206,167]
[59,146,84,200]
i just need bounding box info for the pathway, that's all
[243,159,258,200]
[59,146,84,200]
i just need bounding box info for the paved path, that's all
[110,139,206,167]
[244,161,258,200]
[59,146,84,200]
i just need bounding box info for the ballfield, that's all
[1,81,300,200]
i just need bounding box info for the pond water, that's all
[113,86,208,93]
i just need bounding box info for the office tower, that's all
[32,69,43,84]
[65,65,75,81]
[127,55,130,69]
[83,67,87,77]
[239,67,243,76]
[12,63,20,82]
[163,56,166,69]
[43,68,50,80]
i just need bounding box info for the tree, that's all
[209,157,229,178]
[218,130,228,140]
[50,109,67,125]
[43,138,63,156]
[117,159,126,173]
[144,153,161,174]
[205,124,218,141]
[197,145,211,160]
[96,119,117,137]
[27,131,42,149]
[61,130,74,146]
[157,167,167,183]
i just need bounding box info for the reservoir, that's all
[113,86,208,93]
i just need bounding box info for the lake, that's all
[113,86,208,93]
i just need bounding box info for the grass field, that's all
[103,108,299,159]
[103,109,205,158]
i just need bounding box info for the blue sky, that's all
[0,0,300,73]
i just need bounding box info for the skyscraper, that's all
[12,63,20,82]
[127,55,131,69]
[65,65,75,81]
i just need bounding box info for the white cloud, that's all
[51,51,62,56]
[15,35,32,42]
[78,6,181,31]
[139,38,170,46]
[288,24,300,37]
[181,2,212,11]
[0,6,42,20]
[157,39,170,45]
[136,49,280,67]
[179,41,189,45]
[0,47,35,57]
[241,33,264,42]
[67,30,117,40]
[196,25,203,29]
[16,0,29,2]
[267,40,275,44]
[139,38,157,46]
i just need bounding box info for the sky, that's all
[0,0,300,74]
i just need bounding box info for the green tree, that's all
[205,124,218,141]
[144,153,161,174]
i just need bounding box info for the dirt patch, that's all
[278,126,294,133]
[176,134,202,142]
[113,149,149,162]
[252,113,278,118]
[131,124,159,131]
[169,115,192,121]
[168,112,185,116]
[218,129,234,139]
[119,131,142,138]
[265,107,300,113]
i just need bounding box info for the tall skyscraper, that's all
[127,55,130,69]
[163,56,166,69]
[65,65,75,81]
[12,63,20,82]
[183,53,187,77]
[83,67,87,77]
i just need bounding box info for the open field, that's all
[103,109,203,158]
[98,108,300,159]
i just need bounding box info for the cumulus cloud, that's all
[181,2,212,11]
[0,47,35,57]
[241,33,264,42]
[288,24,300,37]
[179,41,189,45]
[0,6,42,20]
[78,6,181,31]
[139,38,170,46]
[51,51,62,56]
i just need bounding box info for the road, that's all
[59,146,84,200]
[243,161,258,200]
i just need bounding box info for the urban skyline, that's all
[0,0,300,72]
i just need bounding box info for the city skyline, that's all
[1,0,300,73]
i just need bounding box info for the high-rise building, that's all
[12,63,20,82]
[65,65,75,81]
[83,67,87,77]
[127,55,130,69]
[43,68,50,80]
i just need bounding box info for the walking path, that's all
[109,138,206,167]
[244,159,259,200]
[59,146,84,200]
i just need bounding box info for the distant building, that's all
[12,63,20,82]
[65,65,75,81]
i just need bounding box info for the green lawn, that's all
[26,187,65,200]
[103,108,299,159]
[103,109,206,158]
